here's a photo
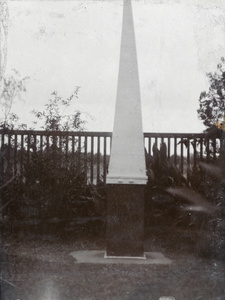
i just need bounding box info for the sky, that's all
[2,0,225,132]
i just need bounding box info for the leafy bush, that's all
[0,87,107,236]
[197,57,225,129]
[1,147,106,237]
[0,70,29,130]
[31,88,85,131]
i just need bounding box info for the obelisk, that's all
[106,0,147,258]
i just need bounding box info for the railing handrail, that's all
[144,132,208,138]
[0,129,208,139]
[0,129,112,137]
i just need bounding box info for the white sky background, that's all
[4,0,225,132]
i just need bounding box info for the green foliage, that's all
[198,57,225,129]
[23,151,87,219]
[31,87,85,131]
[0,71,85,132]
[0,70,29,129]
[1,144,106,229]
[166,156,225,259]
[188,160,225,259]
[0,83,107,233]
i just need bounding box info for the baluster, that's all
[96,137,100,184]
[194,138,197,168]
[213,137,216,161]
[14,134,18,176]
[1,133,5,178]
[199,137,203,160]
[27,133,30,163]
[46,134,49,153]
[33,134,37,154]
[103,136,107,184]
[71,135,75,170]
[21,135,24,176]
[168,137,170,160]
[180,137,184,174]
[65,134,69,168]
[174,137,177,167]
[78,135,81,175]
[155,137,158,148]
[84,136,88,181]
[40,135,43,153]
[91,136,94,184]
[148,136,151,156]
[206,136,210,162]
[187,138,190,169]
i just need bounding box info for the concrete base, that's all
[106,184,145,257]
[70,250,172,265]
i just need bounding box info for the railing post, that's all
[148,136,151,156]
[14,134,17,176]
[180,137,184,174]
[90,136,94,184]
[96,136,100,184]
[200,137,203,160]
[78,135,81,175]
[103,136,107,184]
[167,137,170,160]
[193,138,197,168]
[1,132,5,181]
[187,138,190,169]
[84,136,88,181]
[7,133,11,175]
[20,134,24,177]
[213,136,216,161]
[174,137,177,167]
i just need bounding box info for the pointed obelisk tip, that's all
[107,0,147,185]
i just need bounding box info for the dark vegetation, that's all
[145,140,225,260]
[197,57,225,130]
[1,87,106,237]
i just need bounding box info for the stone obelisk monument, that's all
[106,0,147,258]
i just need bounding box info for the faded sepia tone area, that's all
[1,1,225,299]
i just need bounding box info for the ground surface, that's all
[1,229,225,300]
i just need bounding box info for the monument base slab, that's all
[70,251,172,265]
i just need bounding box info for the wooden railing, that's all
[0,129,221,184]
[144,132,220,177]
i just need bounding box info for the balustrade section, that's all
[0,130,221,184]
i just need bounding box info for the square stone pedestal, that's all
[106,184,145,258]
